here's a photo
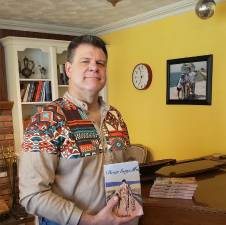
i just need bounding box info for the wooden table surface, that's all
[140,170,226,225]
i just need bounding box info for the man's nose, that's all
[88,62,98,71]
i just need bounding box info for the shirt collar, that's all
[63,91,109,113]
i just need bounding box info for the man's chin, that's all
[85,81,105,90]
[84,85,105,94]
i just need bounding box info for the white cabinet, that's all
[1,36,107,153]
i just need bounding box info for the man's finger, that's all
[117,215,138,224]
[106,195,119,210]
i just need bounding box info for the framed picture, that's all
[166,55,213,105]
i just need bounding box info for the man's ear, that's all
[65,62,72,78]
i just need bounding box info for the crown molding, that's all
[0,18,88,36]
[92,0,224,35]
[92,0,196,35]
[0,0,224,36]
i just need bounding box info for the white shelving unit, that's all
[1,36,107,153]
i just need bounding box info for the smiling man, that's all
[19,35,139,225]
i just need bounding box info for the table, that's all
[140,169,226,225]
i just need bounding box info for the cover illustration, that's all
[104,161,143,217]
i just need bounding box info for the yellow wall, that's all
[102,2,226,160]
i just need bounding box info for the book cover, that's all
[104,161,143,217]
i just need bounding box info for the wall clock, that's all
[132,63,152,90]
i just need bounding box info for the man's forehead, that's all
[75,44,106,58]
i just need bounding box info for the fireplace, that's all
[0,41,15,213]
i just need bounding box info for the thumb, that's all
[107,195,119,210]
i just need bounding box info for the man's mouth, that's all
[85,76,101,80]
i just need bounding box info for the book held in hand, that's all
[104,161,143,217]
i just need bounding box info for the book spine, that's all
[27,82,35,102]
[44,81,52,101]
[22,83,31,102]
[34,81,43,102]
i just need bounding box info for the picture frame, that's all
[166,55,213,105]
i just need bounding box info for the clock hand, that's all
[138,74,143,85]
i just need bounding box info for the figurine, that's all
[21,57,35,78]
[38,65,47,79]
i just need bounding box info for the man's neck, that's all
[68,90,101,127]
[68,89,100,111]
[87,98,100,113]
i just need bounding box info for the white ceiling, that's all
[0,0,221,35]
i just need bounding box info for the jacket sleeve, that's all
[103,106,130,164]
[19,105,83,225]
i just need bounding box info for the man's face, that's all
[65,43,107,96]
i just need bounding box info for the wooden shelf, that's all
[58,84,68,87]
[19,78,51,82]
[21,101,51,105]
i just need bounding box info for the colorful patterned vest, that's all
[23,98,130,159]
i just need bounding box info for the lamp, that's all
[195,0,216,19]
[107,0,122,6]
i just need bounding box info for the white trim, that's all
[93,0,196,34]
[94,0,225,35]
[0,18,89,36]
[1,36,69,48]
[0,0,224,36]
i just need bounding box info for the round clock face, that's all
[132,63,152,90]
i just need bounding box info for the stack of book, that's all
[20,81,52,102]
[149,177,198,200]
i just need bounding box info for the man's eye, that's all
[81,60,89,63]
[97,61,106,67]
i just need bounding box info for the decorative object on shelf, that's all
[38,65,47,79]
[166,54,213,105]
[2,145,29,220]
[2,146,17,209]
[0,146,7,178]
[21,56,35,78]
[58,64,68,85]
[195,0,216,19]
[107,0,122,6]
[132,63,152,90]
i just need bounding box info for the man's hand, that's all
[79,195,139,225]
